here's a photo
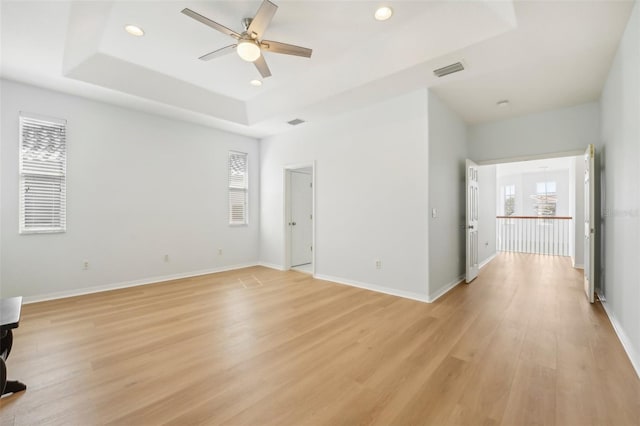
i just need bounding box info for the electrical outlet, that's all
[83,260,89,270]
[164,254,169,262]
[218,248,223,255]
[375,260,382,270]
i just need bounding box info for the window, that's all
[19,113,67,234]
[228,151,248,225]
[532,181,557,216]
[503,184,515,216]
[536,181,557,194]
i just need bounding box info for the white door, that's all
[466,159,479,283]
[584,144,595,303]
[290,171,313,267]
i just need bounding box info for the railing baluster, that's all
[495,216,572,258]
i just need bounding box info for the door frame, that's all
[283,161,316,274]
[475,149,597,284]
[584,144,596,303]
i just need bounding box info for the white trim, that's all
[599,301,640,379]
[19,110,67,125]
[427,274,464,303]
[314,273,429,303]
[23,262,258,304]
[479,252,497,270]
[573,264,584,270]
[475,150,584,166]
[258,261,286,271]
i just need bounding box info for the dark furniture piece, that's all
[1,296,26,395]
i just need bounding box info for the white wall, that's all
[599,1,640,374]
[478,165,496,265]
[0,80,260,299]
[260,90,429,300]
[468,102,600,162]
[427,91,468,297]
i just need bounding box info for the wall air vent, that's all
[287,118,306,126]
[433,62,465,78]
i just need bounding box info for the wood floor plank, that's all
[1,254,638,425]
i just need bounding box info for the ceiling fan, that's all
[181,0,312,79]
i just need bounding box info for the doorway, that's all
[468,152,597,301]
[284,163,315,274]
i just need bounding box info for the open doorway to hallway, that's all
[476,155,585,271]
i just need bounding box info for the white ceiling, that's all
[1,1,634,138]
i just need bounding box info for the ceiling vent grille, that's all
[287,118,305,126]
[433,62,465,78]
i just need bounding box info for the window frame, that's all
[228,151,248,226]
[503,184,516,216]
[18,112,67,234]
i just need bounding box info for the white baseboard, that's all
[600,300,640,379]
[427,274,465,303]
[573,263,584,270]
[479,253,497,270]
[313,274,429,303]
[257,261,286,271]
[23,262,259,304]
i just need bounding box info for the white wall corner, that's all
[427,274,465,303]
[314,274,429,304]
[258,261,287,271]
[600,301,640,379]
[23,262,259,304]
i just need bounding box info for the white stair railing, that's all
[496,216,572,256]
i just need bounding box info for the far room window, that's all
[536,181,557,194]
[503,184,515,216]
[228,151,248,225]
[19,113,67,234]
[532,181,557,216]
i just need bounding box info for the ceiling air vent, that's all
[287,118,306,126]
[433,62,465,78]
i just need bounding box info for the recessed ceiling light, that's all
[374,6,393,21]
[124,25,145,37]
[250,79,263,87]
[497,100,510,107]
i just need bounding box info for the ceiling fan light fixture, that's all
[374,6,393,21]
[237,39,261,62]
[124,24,145,37]
[250,79,263,87]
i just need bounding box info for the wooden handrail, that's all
[496,216,572,220]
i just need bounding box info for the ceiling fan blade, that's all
[199,45,237,61]
[247,0,278,39]
[181,8,240,39]
[254,55,272,78]
[260,40,312,58]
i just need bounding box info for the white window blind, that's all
[228,151,248,225]
[19,113,67,234]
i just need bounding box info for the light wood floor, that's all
[1,253,639,425]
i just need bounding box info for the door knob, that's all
[292,222,296,226]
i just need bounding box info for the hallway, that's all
[453,253,639,424]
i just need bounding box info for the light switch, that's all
[432,208,437,218]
